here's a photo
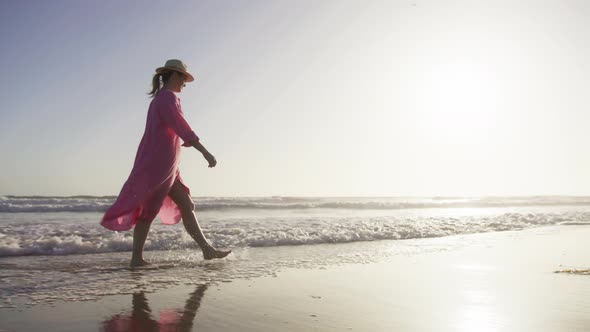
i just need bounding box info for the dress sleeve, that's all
[158,91,200,145]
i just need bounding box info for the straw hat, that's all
[155,59,195,82]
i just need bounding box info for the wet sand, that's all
[1,225,590,331]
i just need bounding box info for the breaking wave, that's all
[2,195,590,213]
[1,211,588,257]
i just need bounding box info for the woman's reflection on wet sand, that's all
[101,284,208,332]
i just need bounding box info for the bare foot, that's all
[203,247,232,260]
[130,258,152,267]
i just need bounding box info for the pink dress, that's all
[101,89,199,231]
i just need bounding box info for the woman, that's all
[101,59,230,267]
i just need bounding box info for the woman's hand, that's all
[191,141,216,168]
[203,152,217,168]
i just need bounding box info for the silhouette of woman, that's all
[100,59,230,266]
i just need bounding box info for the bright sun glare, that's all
[417,61,501,143]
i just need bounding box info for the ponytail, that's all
[147,71,175,98]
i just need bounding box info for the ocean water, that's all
[1,196,589,307]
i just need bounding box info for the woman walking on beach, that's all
[101,59,230,267]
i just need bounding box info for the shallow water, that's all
[0,230,479,308]
[2,196,590,307]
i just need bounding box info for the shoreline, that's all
[1,225,590,331]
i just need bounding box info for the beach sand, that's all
[1,225,590,331]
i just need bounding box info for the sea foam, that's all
[0,210,587,257]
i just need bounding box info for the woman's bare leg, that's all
[131,220,152,267]
[168,182,231,259]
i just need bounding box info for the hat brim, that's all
[155,66,195,82]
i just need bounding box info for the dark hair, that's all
[147,70,175,98]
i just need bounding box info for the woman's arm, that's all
[157,92,214,167]
[159,92,200,145]
[185,140,217,168]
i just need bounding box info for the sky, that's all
[0,0,588,197]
